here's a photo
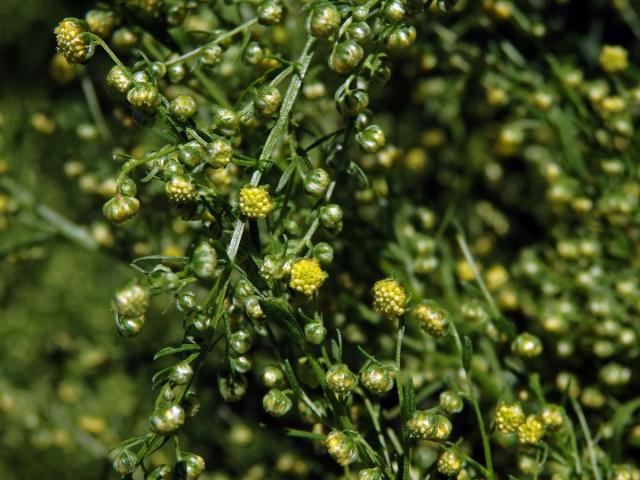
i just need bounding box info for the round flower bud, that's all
[384,0,406,22]
[541,404,564,430]
[290,258,328,295]
[127,84,160,112]
[117,178,137,197]
[166,175,198,203]
[308,3,341,38]
[149,404,186,435]
[512,332,543,357]
[352,6,369,21]
[146,464,171,480]
[517,415,545,444]
[439,390,463,414]
[168,62,186,83]
[325,431,359,466]
[262,365,286,389]
[414,301,449,338]
[257,0,284,25]
[174,452,205,480]
[406,410,438,440]
[166,1,187,25]
[231,355,252,374]
[312,242,334,265]
[387,25,416,50]
[611,464,639,480]
[254,85,282,117]
[263,389,292,417]
[372,278,407,318]
[336,87,369,117]
[106,66,132,95]
[212,107,240,132]
[113,449,137,476]
[103,194,140,223]
[347,22,372,44]
[192,241,218,279]
[437,449,463,476]
[112,27,138,53]
[55,18,94,64]
[305,321,327,345]
[115,284,150,318]
[239,185,274,218]
[85,9,116,38]
[361,363,394,395]
[329,40,364,75]
[599,362,631,386]
[206,138,233,168]
[116,315,145,337]
[170,94,197,122]
[169,361,194,385]
[320,204,343,230]
[326,364,358,395]
[244,296,264,320]
[304,168,331,197]
[358,468,383,480]
[356,124,386,153]
[495,402,525,434]
[433,415,453,440]
[599,45,628,73]
[229,330,252,355]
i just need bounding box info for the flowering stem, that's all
[571,397,601,480]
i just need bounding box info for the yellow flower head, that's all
[289,258,327,295]
[517,414,545,444]
[239,185,274,218]
[372,278,407,318]
[495,401,525,434]
[599,45,628,73]
[55,18,93,64]
[166,175,198,203]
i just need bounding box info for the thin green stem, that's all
[80,72,111,142]
[571,397,601,480]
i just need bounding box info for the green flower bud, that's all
[116,315,145,337]
[414,300,449,338]
[169,361,194,385]
[304,168,331,197]
[112,27,138,53]
[346,22,372,44]
[200,44,223,66]
[55,18,94,65]
[308,3,341,38]
[212,107,240,132]
[356,124,386,153]
[330,40,364,75]
[336,86,369,117]
[312,242,334,265]
[106,66,133,95]
[117,178,137,197]
[437,449,463,476]
[326,364,358,395]
[244,296,264,320]
[407,410,449,440]
[367,54,392,85]
[599,362,631,386]
[174,452,205,480]
[361,363,394,395]
[168,62,186,83]
[115,284,150,318]
[113,449,137,476]
[170,94,198,122]
[218,375,248,402]
[320,204,343,230]
[325,430,359,466]
[166,175,198,203]
[541,404,564,430]
[257,0,284,25]
[206,137,233,168]
[304,321,327,345]
[192,241,218,279]
[352,6,369,21]
[86,10,117,38]
[263,389,292,417]
[262,366,286,389]
[383,0,406,22]
[145,464,171,480]
[512,332,543,358]
[165,0,187,25]
[149,404,185,435]
[231,355,252,373]
[229,330,252,355]
[243,41,265,65]
[179,141,205,168]
[103,194,140,224]
[254,85,282,117]
[439,390,463,414]
[387,25,416,50]
[127,84,160,112]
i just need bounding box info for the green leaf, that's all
[462,336,473,372]
[285,428,325,441]
[259,297,305,344]
[153,344,201,361]
[276,157,298,193]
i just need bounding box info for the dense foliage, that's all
[2,0,640,478]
